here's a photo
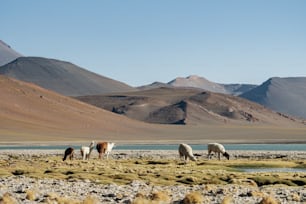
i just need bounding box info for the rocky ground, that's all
[0,150,305,203]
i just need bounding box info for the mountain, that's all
[1,75,305,143]
[0,40,22,66]
[76,87,305,126]
[167,75,256,95]
[0,75,156,141]
[168,75,227,93]
[240,77,306,119]
[0,57,136,96]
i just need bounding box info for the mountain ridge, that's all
[0,56,136,96]
[76,86,305,126]
[141,75,257,96]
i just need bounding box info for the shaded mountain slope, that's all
[0,57,136,96]
[0,75,154,141]
[0,40,22,66]
[76,87,304,126]
[241,77,306,119]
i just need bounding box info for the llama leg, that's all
[218,153,221,160]
[208,150,212,159]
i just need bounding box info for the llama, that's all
[80,141,95,160]
[178,143,197,161]
[63,147,74,161]
[96,142,115,159]
[207,143,230,160]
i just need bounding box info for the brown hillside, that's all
[0,75,155,142]
[1,76,306,143]
[76,87,306,126]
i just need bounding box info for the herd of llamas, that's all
[63,141,230,162]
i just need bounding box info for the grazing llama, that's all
[63,147,74,161]
[96,142,115,159]
[207,143,230,160]
[178,143,197,162]
[80,141,95,160]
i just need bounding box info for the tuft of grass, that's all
[25,190,37,201]
[291,193,300,202]
[132,192,149,204]
[83,196,99,204]
[0,192,17,204]
[132,197,149,204]
[258,196,279,204]
[182,192,203,204]
[221,196,233,204]
[150,191,170,203]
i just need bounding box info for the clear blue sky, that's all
[1,0,306,86]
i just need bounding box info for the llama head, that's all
[190,155,197,161]
[89,141,95,148]
[223,152,230,160]
[108,142,115,150]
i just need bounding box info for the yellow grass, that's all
[0,155,305,187]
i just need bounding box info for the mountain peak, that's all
[168,75,227,94]
[0,40,22,66]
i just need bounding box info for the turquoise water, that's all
[0,143,305,151]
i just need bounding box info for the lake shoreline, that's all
[1,139,306,146]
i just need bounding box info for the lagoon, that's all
[0,143,305,151]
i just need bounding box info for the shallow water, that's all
[240,167,306,173]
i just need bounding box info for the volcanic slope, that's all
[0,57,136,96]
[241,77,306,119]
[0,75,155,142]
[0,40,22,66]
[2,76,306,143]
[76,87,305,126]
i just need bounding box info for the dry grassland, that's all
[1,154,306,187]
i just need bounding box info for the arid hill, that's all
[0,75,156,142]
[76,87,305,126]
[0,57,136,96]
[1,76,306,143]
[241,77,306,119]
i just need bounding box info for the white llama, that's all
[80,141,95,160]
[178,143,197,161]
[207,143,230,160]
